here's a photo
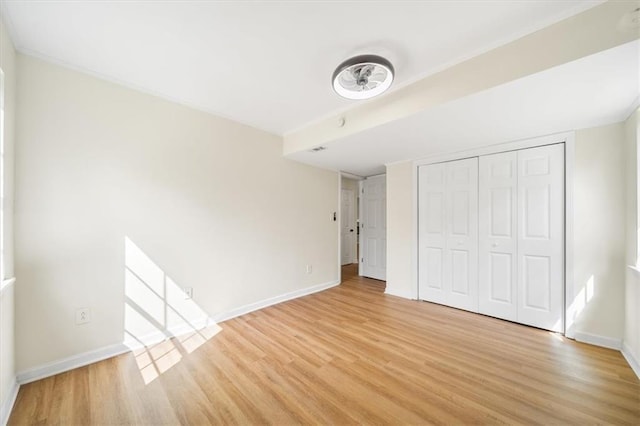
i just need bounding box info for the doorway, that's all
[339,173,387,283]
[340,176,359,266]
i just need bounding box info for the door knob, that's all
[350,229,354,232]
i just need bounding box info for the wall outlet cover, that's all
[183,287,193,299]
[76,308,91,325]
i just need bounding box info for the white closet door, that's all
[446,158,479,312]
[418,163,447,305]
[479,151,518,321]
[361,175,386,281]
[517,144,564,332]
[419,158,478,312]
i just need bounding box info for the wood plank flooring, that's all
[9,264,640,425]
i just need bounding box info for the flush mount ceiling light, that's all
[332,54,394,100]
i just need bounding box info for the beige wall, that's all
[386,162,413,299]
[341,177,358,193]
[624,107,639,373]
[572,123,626,340]
[386,123,629,343]
[0,13,17,422]
[15,55,339,371]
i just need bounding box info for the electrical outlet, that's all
[306,265,312,274]
[75,308,91,325]
[183,287,193,300]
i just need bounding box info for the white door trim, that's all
[412,131,575,336]
[338,172,364,281]
[340,188,356,265]
[359,179,364,277]
[337,173,342,283]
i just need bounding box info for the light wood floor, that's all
[9,264,640,425]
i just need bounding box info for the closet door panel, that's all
[419,158,478,312]
[517,144,564,332]
[444,158,478,312]
[418,163,449,304]
[479,152,518,321]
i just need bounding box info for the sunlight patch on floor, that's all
[123,236,222,384]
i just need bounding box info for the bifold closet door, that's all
[517,144,564,332]
[418,157,478,312]
[478,144,564,332]
[479,151,518,322]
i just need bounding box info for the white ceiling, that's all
[287,40,640,176]
[1,0,604,135]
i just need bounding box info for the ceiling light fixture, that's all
[619,7,640,31]
[332,54,394,100]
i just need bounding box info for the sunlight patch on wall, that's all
[566,274,595,333]
[124,236,221,384]
[586,275,594,303]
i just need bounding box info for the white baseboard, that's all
[564,325,576,340]
[384,287,414,300]
[123,316,218,350]
[0,378,18,426]
[622,341,640,379]
[212,279,340,323]
[15,279,340,385]
[18,317,221,385]
[574,331,622,350]
[16,342,130,385]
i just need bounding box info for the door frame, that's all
[338,172,364,282]
[411,131,575,337]
[340,187,356,265]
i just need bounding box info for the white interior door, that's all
[479,151,518,321]
[517,144,564,332]
[340,188,356,265]
[419,158,478,312]
[361,175,386,281]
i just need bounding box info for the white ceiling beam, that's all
[284,0,639,155]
